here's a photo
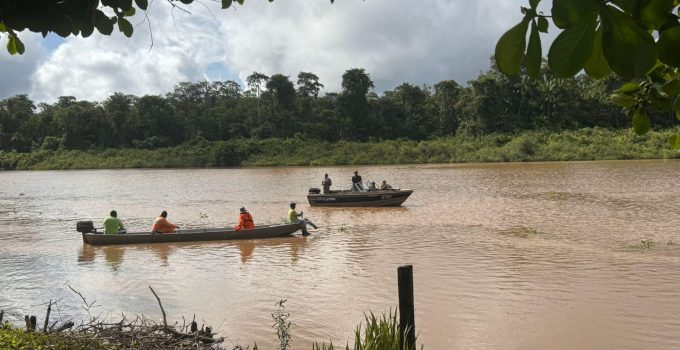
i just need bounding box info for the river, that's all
[1,160,679,349]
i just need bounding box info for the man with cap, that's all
[288,202,317,236]
[235,207,255,231]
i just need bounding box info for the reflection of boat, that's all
[78,222,305,246]
[307,185,413,207]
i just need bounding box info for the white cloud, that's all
[0,0,531,103]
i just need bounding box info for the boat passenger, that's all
[235,207,255,231]
[288,202,304,223]
[152,211,179,234]
[288,202,317,236]
[103,210,125,235]
[380,180,393,190]
[321,173,332,194]
[352,171,364,191]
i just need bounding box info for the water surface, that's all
[1,161,679,349]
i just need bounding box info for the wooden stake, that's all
[398,265,415,350]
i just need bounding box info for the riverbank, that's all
[0,128,678,170]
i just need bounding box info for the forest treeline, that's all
[0,60,678,154]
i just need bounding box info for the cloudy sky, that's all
[0,0,537,103]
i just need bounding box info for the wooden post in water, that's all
[398,265,416,350]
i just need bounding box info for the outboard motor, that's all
[308,187,321,194]
[76,221,95,233]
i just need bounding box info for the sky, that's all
[0,0,537,104]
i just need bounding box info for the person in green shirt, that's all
[103,210,125,235]
[288,203,317,236]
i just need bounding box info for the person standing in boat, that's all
[321,173,332,194]
[352,170,364,191]
[103,210,125,235]
[152,211,179,233]
[235,207,255,231]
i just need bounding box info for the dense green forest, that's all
[0,60,678,168]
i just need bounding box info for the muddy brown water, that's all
[1,161,679,349]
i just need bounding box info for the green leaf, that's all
[135,0,149,10]
[14,36,24,54]
[657,26,680,67]
[668,133,680,149]
[640,0,675,29]
[617,82,642,94]
[95,11,114,35]
[102,0,119,7]
[537,16,549,33]
[123,7,136,16]
[6,34,24,55]
[610,93,638,107]
[632,108,650,135]
[552,0,597,29]
[119,0,133,10]
[0,22,6,32]
[52,16,73,38]
[584,27,612,78]
[662,79,680,96]
[674,95,680,119]
[222,0,232,9]
[526,20,542,78]
[611,0,637,12]
[80,20,95,38]
[650,90,673,111]
[118,17,133,37]
[548,14,596,77]
[530,0,540,9]
[495,18,530,76]
[600,5,658,79]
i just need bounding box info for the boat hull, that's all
[307,189,413,207]
[82,222,304,246]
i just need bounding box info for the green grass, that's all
[1,127,678,170]
[0,325,109,350]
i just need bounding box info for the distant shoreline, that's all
[1,128,678,171]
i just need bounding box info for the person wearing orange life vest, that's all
[152,211,179,233]
[235,207,255,231]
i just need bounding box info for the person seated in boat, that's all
[235,207,255,231]
[152,211,179,234]
[288,202,316,236]
[103,210,125,235]
[368,181,377,190]
[321,173,332,194]
[380,180,393,190]
[352,170,364,191]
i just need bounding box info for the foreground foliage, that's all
[496,0,680,143]
[0,128,677,171]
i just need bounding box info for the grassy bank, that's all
[1,128,678,170]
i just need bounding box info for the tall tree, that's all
[296,72,324,98]
[339,68,375,139]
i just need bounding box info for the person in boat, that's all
[235,207,255,231]
[288,202,317,236]
[321,173,332,194]
[152,211,179,234]
[352,170,364,191]
[368,181,377,190]
[380,180,393,190]
[103,210,125,235]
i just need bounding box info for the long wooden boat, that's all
[307,188,413,207]
[80,222,304,246]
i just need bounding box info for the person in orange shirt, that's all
[235,207,254,231]
[152,211,179,233]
